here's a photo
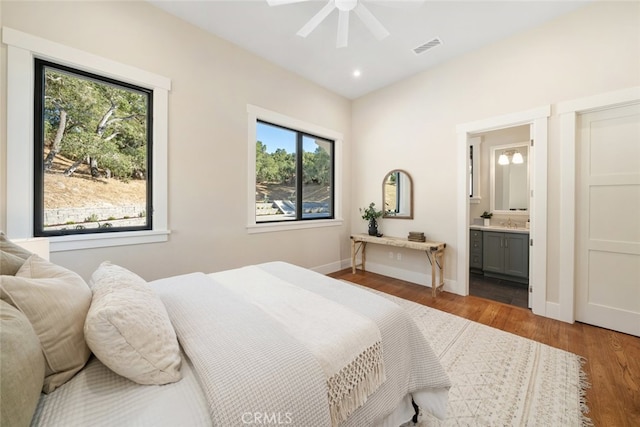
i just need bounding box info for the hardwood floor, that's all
[328,269,640,427]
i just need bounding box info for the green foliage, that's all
[256,141,331,186]
[43,67,148,180]
[85,213,99,222]
[360,202,383,221]
[481,211,493,218]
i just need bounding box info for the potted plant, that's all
[360,202,383,236]
[480,211,493,226]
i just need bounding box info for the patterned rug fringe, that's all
[578,356,594,427]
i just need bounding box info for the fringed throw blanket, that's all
[213,266,386,425]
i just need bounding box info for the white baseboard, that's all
[330,259,456,294]
[545,301,574,324]
[311,260,346,275]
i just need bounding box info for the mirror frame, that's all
[490,142,529,215]
[382,169,413,219]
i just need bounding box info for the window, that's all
[468,136,481,203]
[34,59,153,237]
[246,105,343,233]
[4,27,170,251]
[255,120,334,223]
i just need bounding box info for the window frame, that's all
[255,119,335,223]
[4,27,171,251]
[247,105,343,233]
[468,136,481,204]
[33,58,155,237]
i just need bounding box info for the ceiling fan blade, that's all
[336,9,349,48]
[297,1,336,38]
[367,0,424,9]
[266,0,310,6]
[354,2,390,40]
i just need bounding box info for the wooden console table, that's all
[350,233,446,297]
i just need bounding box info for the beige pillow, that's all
[0,300,45,427]
[1,250,26,275]
[0,232,33,275]
[1,255,92,393]
[84,262,182,385]
[0,231,33,260]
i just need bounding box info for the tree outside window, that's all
[255,121,334,223]
[34,59,152,236]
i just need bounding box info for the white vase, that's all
[483,218,491,226]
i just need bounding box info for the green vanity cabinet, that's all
[469,229,483,272]
[482,231,529,283]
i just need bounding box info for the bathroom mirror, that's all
[490,142,529,215]
[383,169,413,219]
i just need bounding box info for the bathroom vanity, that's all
[469,225,529,284]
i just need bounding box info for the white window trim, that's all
[3,27,171,251]
[246,104,343,234]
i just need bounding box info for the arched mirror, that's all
[383,169,413,219]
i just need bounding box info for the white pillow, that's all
[84,262,182,385]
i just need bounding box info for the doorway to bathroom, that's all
[457,106,549,316]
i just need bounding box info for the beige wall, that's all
[0,1,352,280]
[351,0,640,302]
[2,1,638,308]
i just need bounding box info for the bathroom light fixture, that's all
[512,151,524,164]
[498,150,523,165]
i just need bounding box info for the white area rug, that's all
[374,289,592,426]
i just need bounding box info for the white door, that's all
[575,103,640,336]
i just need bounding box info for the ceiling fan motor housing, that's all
[336,0,358,12]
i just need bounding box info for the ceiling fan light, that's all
[498,153,509,165]
[512,152,524,164]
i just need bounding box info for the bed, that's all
[0,233,450,427]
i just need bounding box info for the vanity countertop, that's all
[470,225,530,234]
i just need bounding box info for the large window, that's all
[255,120,334,223]
[4,28,170,251]
[34,60,153,236]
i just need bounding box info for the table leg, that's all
[351,240,356,273]
[439,249,445,290]
[430,251,437,297]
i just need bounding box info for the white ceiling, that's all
[149,0,590,99]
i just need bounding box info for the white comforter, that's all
[153,262,450,427]
[33,262,450,427]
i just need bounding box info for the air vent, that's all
[413,37,442,55]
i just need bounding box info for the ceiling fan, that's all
[266,0,421,48]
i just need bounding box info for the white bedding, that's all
[32,352,211,426]
[32,262,450,427]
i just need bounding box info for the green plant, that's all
[480,211,493,219]
[85,213,99,222]
[360,202,383,221]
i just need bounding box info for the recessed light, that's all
[353,69,361,78]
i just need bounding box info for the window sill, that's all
[49,230,170,252]
[247,219,343,234]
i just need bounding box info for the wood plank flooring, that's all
[328,269,640,427]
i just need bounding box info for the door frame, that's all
[557,86,640,323]
[456,106,549,317]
